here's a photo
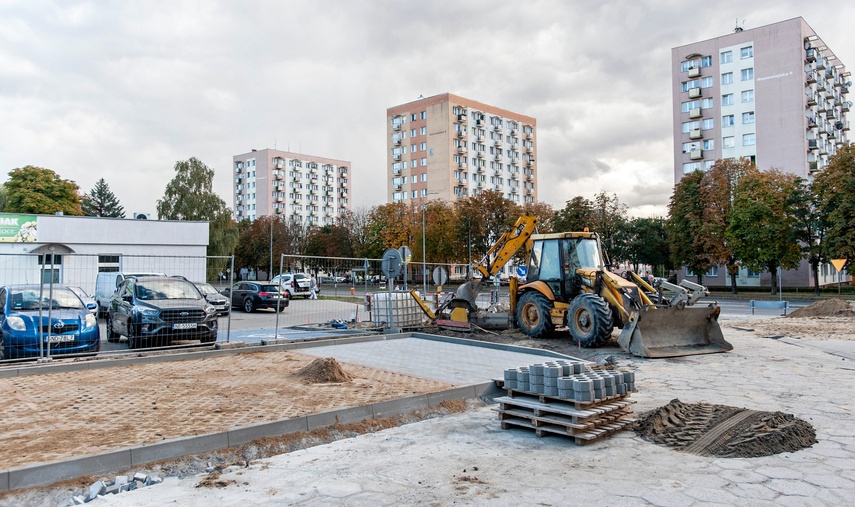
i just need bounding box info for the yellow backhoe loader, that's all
[412,213,731,358]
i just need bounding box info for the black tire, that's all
[0,334,5,360]
[127,322,138,349]
[516,291,554,338]
[243,298,254,313]
[106,314,120,342]
[277,304,286,312]
[568,294,613,347]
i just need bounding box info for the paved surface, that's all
[299,336,578,384]
[91,325,855,506]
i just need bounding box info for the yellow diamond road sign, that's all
[831,258,847,272]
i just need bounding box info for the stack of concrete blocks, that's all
[70,473,163,504]
[503,360,635,403]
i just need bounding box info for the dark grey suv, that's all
[106,276,218,349]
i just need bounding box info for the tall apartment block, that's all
[672,17,849,181]
[232,149,351,224]
[386,93,537,205]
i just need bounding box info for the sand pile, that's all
[296,357,353,383]
[787,298,855,318]
[636,399,816,458]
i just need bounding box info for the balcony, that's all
[688,67,700,78]
[816,58,826,71]
[525,188,533,195]
[476,135,485,143]
[234,164,243,173]
[806,48,817,63]
[392,168,401,175]
[510,172,518,180]
[393,154,401,161]
[689,129,702,139]
[274,160,284,169]
[393,138,401,146]
[689,108,702,118]
[525,160,534,168]
[476,166,484,173]
[511,142,519,151]
[394,184,402,191]
[806,71,817,84]
[476,151,485,158]
[688,88,702,98]
[493,124,501,131]
[690,149,703,160]
[494,138,502,146]
[456,129,467,138]
[392,123,401,131]
[495,154,503,161]
[525,173,533,181]
[510,129,518,137]
[806,95,818,106]
[457,114,468,123]
[809,161,818,172]
[844,101,852,112]
[459,162,468,170]
[274,172,283,180]
[817,81,826,92]
[525,132,533,140]
[457,146,468,154]
[476,119,486,127]
[510,187,518,194]
[456,179,466,187]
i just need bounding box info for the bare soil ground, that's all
[0,351,452,470]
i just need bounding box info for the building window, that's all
[703,139,715,150]
[682,142,700,153]
[411,114,417,122]
[742,111,755,124]
[704,160,715,170]
[681,80,699,92]
[741,89,754,102]
[700,77,714,88]
[722,94,734,106]
[682,162,702,173]
[411,160,417,168]
[420,126,427,135]
[702,118,714,130]
[723,115,735,127]
[420,142,427,151]
[701,98,714,108]
[701,55,712,67]
[412,190,417,199]
[721,51,732,64]
[741,68,754,81]
[411,175,417,183]
[721,72,734,85]
[681,100,699,112]
[743,133,756,146]
[421,158,427,166]
[681,59,698,72]
[411,129,416,137]
[741,46,753,59]
[681,121,700,133]
[723,136,735,148]
[421,173,427,182]
[420,111,426,120]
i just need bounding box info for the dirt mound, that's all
[787,298,855,318]
[295,357,353,383]
[636,399,816,458]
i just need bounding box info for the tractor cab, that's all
[525,232,606,300]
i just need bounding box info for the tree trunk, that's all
[769,264,778,296]
[730,271,738,294]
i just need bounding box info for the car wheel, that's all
[516,291,555,339]
[0,334,4,360]
[106,314,120,342]
[277,303,286,312]
[127,322,139,349]
[243,298,254,313]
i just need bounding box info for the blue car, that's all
[0,284,101,360]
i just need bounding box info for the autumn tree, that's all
[4,166,83,215]
[814,144,855,270]
[791,179,827,296]
[588,192,628,265]
[667,170,713,285]
[522,201,556,234]
[82,178,125,218]
[700,158,756,293]
[453,191,522,265]
[729,169,803,295]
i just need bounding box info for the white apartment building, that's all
[232,149,351,225]
[386,93,537,205]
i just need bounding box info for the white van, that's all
[95,272,165,317]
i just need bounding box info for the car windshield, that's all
[10,288,85,311]
[196,283,217,295]
[135,280,201,300]
[68,286,91,298]
[294,274,307,280]
[260,285,279,293]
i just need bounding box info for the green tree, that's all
[620,217,671,276]
[82,178,125,218]
[791,179,827,296]
[700,158,756,293]
[553,196,594,232]
[156,158,237,263]
[4,166,83,215]
[589,192,628,266]
[667,171,713,285]
[729,169,803,295]
[814,144,855,270]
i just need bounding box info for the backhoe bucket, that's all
[617,304,732,358]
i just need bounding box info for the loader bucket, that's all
[616,304,732,358]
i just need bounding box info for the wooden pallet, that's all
[494,391,637,444]
[502,387,634,409]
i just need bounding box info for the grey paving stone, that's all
[754,466,805,480]
[642,489,697,507]
[726,482,779,502]
[764,478,819,497]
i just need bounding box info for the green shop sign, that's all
[0,214,38,242]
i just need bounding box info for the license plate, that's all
[172,323,197,330]
[46,335,75,343]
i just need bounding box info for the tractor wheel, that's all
[568,294,613,347]
[516,291,554,338]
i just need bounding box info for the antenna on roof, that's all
[734,18,744,33]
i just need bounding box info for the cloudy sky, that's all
[2,1,853,219]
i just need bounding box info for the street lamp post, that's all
[422,192,438,295]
